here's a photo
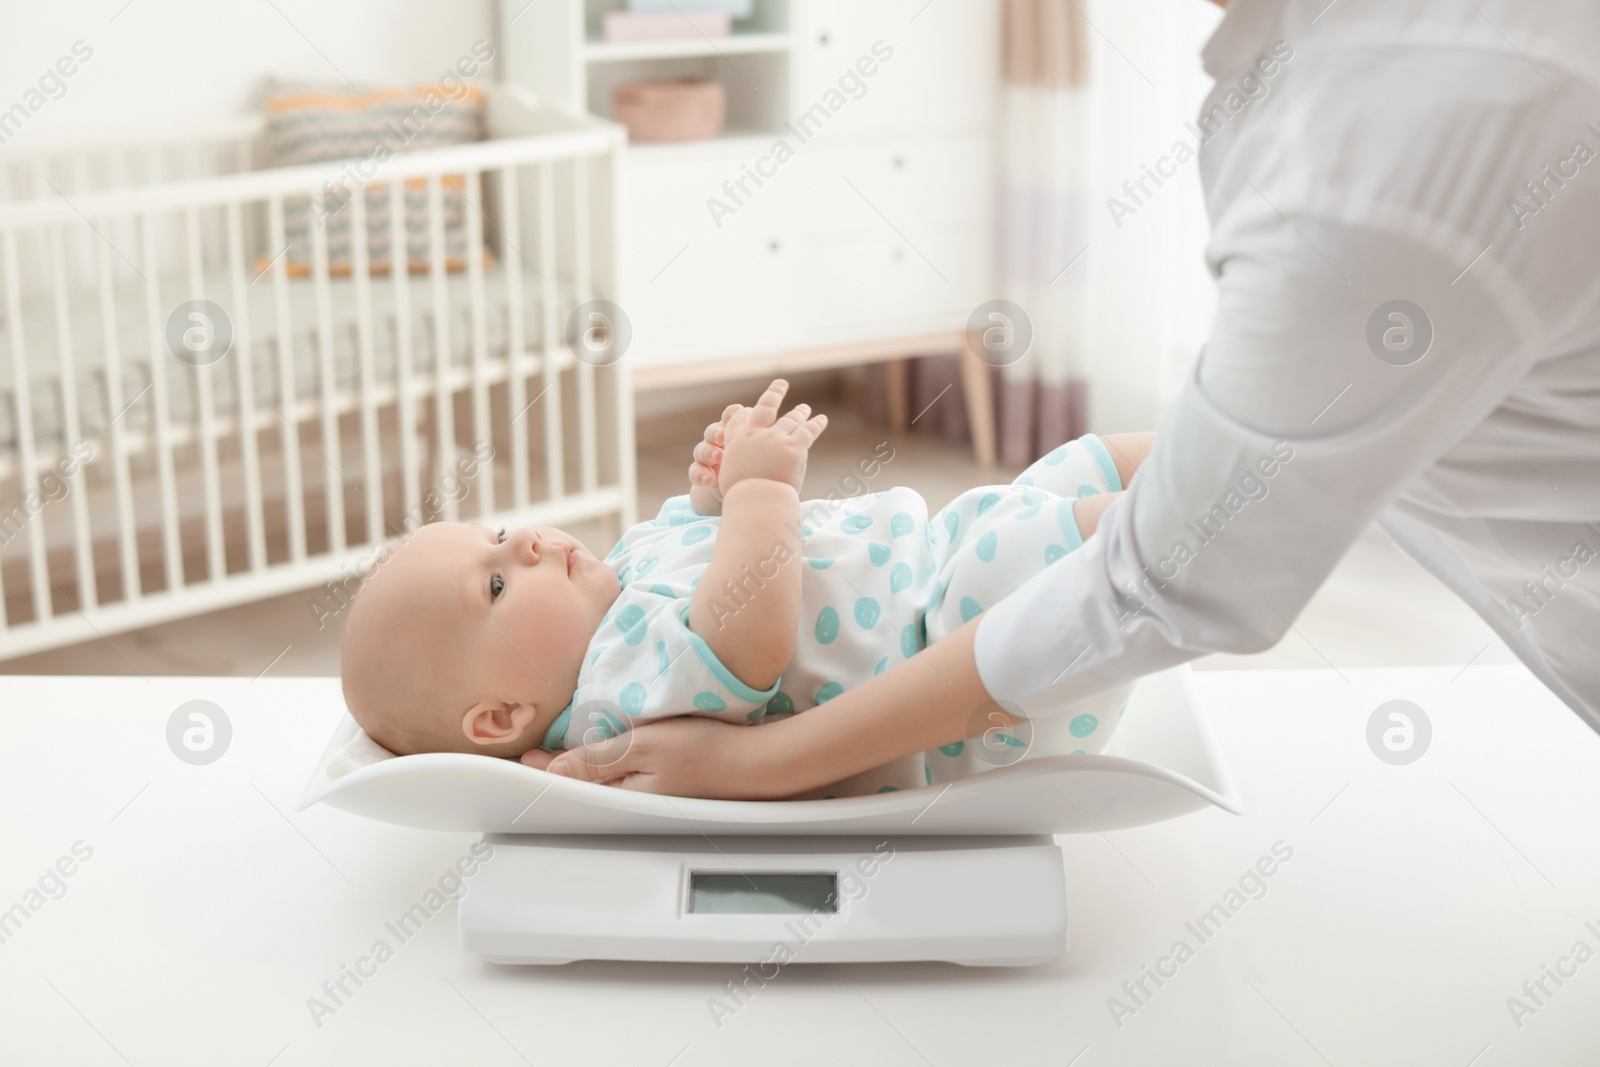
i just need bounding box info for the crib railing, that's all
[0,88,634,660]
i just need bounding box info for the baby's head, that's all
[340,522,620,757]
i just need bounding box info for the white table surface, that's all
[1,667,1597,1067]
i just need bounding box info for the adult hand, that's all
[535,715,797,800]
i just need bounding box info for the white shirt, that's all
[975,0,1600,731]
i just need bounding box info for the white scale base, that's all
[460,833,1069,967]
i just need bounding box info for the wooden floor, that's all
[0,376,1516,679]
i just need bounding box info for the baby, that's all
[341,379,1150,796]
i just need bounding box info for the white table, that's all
[2,668,1597,1066]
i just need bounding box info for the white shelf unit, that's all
[501,0,1001,445]
[584,31,793,64]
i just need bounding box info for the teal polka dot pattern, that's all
[1076,484,1099,498]
[807,557,835,569]
[959,596,982,622]
[976,492,1001,516]
[767,691,795,714]
[944,511,960,542]
[1045,445,1067,465]
[656,641,669,675]
[591,646,606,664]
[1045,543,1067,565]
[694,691,727,711]
[890,562,912,593]
[1015,475,1034,486]
[634,557,658,579]
[816,681,844,703]
[746,706,765,722]
[868,542,891,566]
[876,784,898,793]
[801,523,814,539]
[681,525,712,545]
[620,682,647,715]
[614,604,645,635]
[854,597,881,629]
[900,623,921,658]
[874,656,889,676]
[1070,713,1099,737]
[976,530,998,562]
[939,740,965,757]
[815,606,840,644]
[925,765,933,785]
[842,514,873,534]
[891,512,915,538]
[649,583,674,598]
[617,565,631,585]
[1019,488,1044,519]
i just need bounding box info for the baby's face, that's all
[384,521,620,740]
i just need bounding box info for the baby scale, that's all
[299,666,1240,967]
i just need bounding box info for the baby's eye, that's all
[489,575,505,600]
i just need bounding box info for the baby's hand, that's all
[718,380,828,498]
[687,403,742,516]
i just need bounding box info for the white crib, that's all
[0,86,634,659]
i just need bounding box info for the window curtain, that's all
[990,0,1093,466]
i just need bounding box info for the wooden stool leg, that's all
[959,343,997,467]
[885,358,910,432]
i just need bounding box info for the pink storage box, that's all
[613,79,726,142]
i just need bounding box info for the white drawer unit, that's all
[620,145,799,361]
[800,0,999,140]
[799,134,995,241]
[800,225,993,338]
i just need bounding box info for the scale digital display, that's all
[688,871,839,914]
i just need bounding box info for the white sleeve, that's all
[973,208,1540,708]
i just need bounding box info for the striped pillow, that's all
[261,79,486,276]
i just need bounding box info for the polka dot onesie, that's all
[539,434,1135,797]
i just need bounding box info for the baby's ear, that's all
[461,701,538,745]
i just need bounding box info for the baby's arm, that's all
[687,380,827,690]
